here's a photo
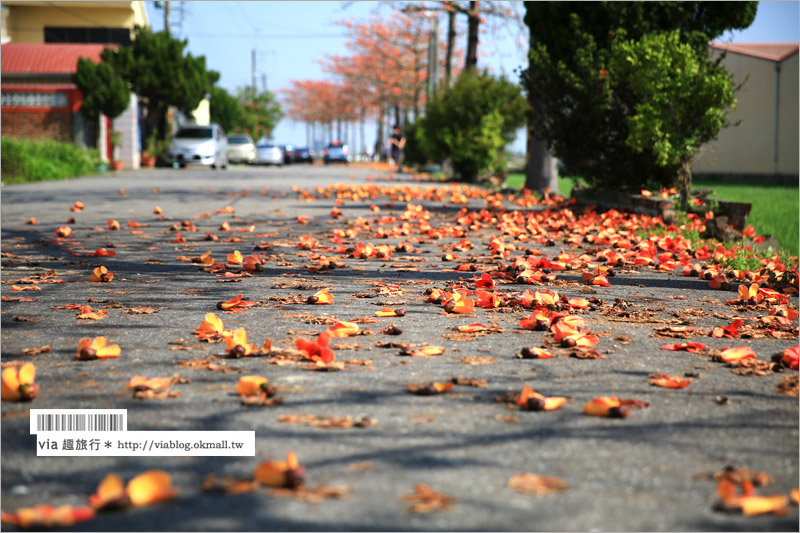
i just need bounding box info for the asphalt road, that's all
[1,164,797,531]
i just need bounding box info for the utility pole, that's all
[164,0,171,35]
[251,49,257,100]
[426,14,439,104]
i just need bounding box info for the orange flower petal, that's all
[649,374,691,389]
[718,346,757,363]
[88,474,128,509]
[237,375,269,396]
[736,494,790,516]
[127,470,178,506]
[325,320,360,338]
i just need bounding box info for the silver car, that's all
[166,124,228,169]
[256,142,284,166]
[227,133,256,164]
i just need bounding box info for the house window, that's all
[44,27,131,45]
[2,92,69,108]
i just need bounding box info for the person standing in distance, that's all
[389,126,406,172]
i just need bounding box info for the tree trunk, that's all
[360,111,366,158]
[679,160,692,212]
[525,125,559,195]
[465,1,480,71]
[445,9,455,86]
[376,107,386,162]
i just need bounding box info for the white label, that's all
[36,431,255,456]
[30,410,127,434]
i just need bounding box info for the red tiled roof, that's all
[710,42,799,62]
[1,43,117,75]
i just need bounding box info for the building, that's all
[1,1,149,169]
[692,42,799,181]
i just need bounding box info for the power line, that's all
[189,32,344,40]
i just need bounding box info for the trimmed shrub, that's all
[1,137,102,183]
[420,70,525,181]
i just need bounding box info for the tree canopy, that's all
[521,1,757,192]
[72,58,130,121]
[100,25,220,140]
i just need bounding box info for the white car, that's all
[256,142,284,166]
[166,124,228,169]
[227,133,256,164]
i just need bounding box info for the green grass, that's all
[504,173,582,198]
[1,137,103,184]
[692,177,798,256]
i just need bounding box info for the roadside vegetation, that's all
[1,137,102,184]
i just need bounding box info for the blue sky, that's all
[144,1,800,152]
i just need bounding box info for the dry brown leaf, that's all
[133,389,182,400]
[451,377,488,388]
[201,474,259,494]
[508,473,569,495]
[777,375,798,397]
[240,396,285,407]
[123,308,158,315]
[277,414,377,429]
[348,461,373,471]
[402,484,454,513]
[174,358,242,373]
[269,485,350,502]
[461,356,496,366]
[21,345,52,356]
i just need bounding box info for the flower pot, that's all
[110,160,123,171]
[141,154,156,168]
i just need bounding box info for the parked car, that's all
[293,146,314,164]
[166,124,228,169]
[256,142,285,166]
[280,144,296,164]
[323,141,349,165]
[227,133,256,164]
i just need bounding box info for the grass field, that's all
[504,173,798,256]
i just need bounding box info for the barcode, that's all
[30,409,127,434]
[36,413,123,432]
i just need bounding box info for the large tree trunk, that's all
[465,1,480,70]
[445,9,455,86]
[525,125,559,195]
[679,160,692,212]
[376,107,386,162]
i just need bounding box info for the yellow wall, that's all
[693,49,799,176]
[4,1,147,43]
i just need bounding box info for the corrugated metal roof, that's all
[710,42,799,62]
[1,43,116,75]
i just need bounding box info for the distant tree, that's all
[209,86,244,134]
[420,70,525,181]
[610,29,737,210]
[72,57,130,121]
[101,25,219,140]
[235,87,284,141]
[521,1,757,193]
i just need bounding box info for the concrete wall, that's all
[692,49,799,177]
[111,93,140,169]
[777,53,799,176]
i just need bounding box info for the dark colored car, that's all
[322,141,349,165]
[292,147,314,164]
[280,145,295,164]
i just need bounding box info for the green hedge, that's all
[1,137,103,184]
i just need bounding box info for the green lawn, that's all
[693,177,798,256]
[504,173,798,256]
